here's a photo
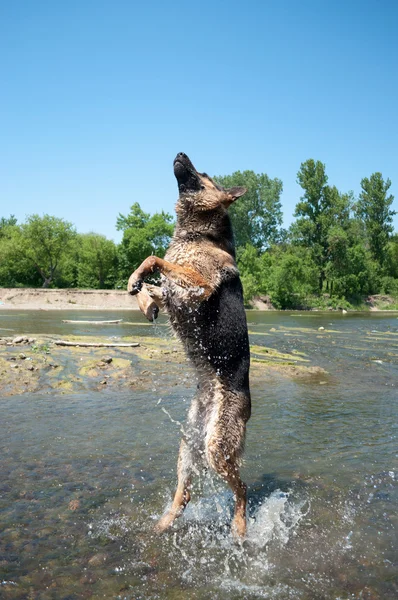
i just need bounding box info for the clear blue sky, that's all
[1,0,397,242]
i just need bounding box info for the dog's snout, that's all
[173,152,200,191]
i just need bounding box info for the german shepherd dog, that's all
[127,152,251,537]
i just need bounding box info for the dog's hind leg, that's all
[207,445,247,538]
[155,439,192,533]
[221,462,247,539]
[205,388,249,538]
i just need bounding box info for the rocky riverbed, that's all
[0,333,327,397]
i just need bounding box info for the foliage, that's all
[54,236,81,288]
[0,215,76,287]
[31,343,51,355]
[0,219,42,287]
[236,244,264,304]
[291,160,352,291]
[214,171,284,250]
[304,294,354,311]
[117,203,174,284]
[76,233,118,289]
[325,221,378,297]
[236,243,321,309]
[355,173,396,267]
[379,276,398,296]
[4,215,77,288]
[260,245,319,309]
[385,234,398,279]
[0,215,17,237]
[0,161,396,311]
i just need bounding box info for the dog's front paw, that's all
[127,273,143,295]
[144,302,159,321]
[138,297,159,321]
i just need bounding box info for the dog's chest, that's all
[164,240,200,266]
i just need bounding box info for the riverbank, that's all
[0,287,397,311]
[0,288,276,311]
[0,288,139,310]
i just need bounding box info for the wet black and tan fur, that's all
[127,152,251,537]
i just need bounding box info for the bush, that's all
[261,246,319,309]
[379,276,398,295]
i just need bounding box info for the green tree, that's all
[261,245,319,309]
[214,171,284,250]
[355,172,396,267]
[0,215,17,237]
[5,215,76,287]
[52,235,81,288]
[235,241,320,309]
[325,221,377,298]
[236,244,264,304]
[379,234,398,295]
[76,233,118,288]
[0,218,44,287]
[292,159,352,291]
[117,203,174,283]
[386,234,398,279]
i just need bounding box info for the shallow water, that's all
[0,309,164,338]
[1,310,397,599]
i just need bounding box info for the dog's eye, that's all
[200,185,205,190]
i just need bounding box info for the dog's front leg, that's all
[127,256,213,298]
[135,284,162,321]
[135,283,166,321]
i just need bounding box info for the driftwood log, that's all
[54,340,139,348]
[62,319,123,324]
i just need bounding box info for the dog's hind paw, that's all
[154,511,178,534]
[231,515,246,539]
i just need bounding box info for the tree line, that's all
[0,159,396,309]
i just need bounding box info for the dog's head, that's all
[173,153,246,211]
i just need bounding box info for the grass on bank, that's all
[248,293,398,311]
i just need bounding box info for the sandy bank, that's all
[0,288,139,310]
[0,288,273,311]
[1,288,396,312]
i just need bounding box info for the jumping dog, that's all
[128,152,251,537]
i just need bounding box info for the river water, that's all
[0,310,397,599]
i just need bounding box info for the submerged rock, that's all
[101,356,113,364]
[88,552,108,566]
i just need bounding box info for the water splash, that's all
[248,490,309,548]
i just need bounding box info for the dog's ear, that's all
[224,186,247,206]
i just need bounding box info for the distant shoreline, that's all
[0,287,397,312]
[0,288,139,311]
